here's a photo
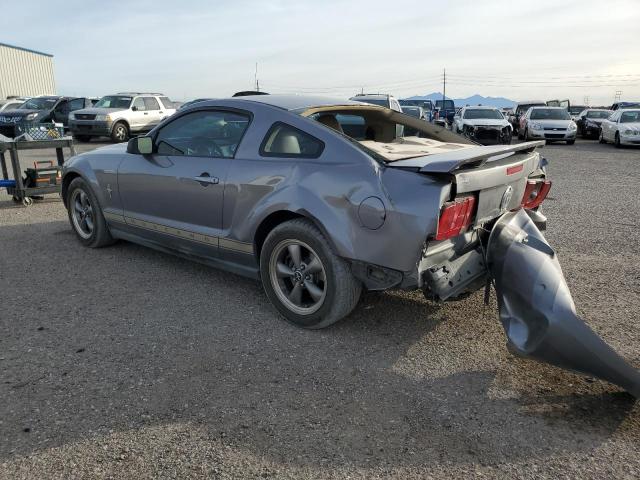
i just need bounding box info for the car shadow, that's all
[0,220,637,468]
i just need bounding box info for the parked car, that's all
[399,99,434,121]
[434,99,456,125]
[575,109,612,138]
[568,104,588,120]
[0,97,29,112]
[0,96,92,138]
[349,93,402,112]
[599,109,640,147]
[610,101,640,111]
[400,105,426,120]
[60,94,640,396]
[69,93,176,143]
[509,100,545,135]
[451,106,512,144]
[519,106,577,144]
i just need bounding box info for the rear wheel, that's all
[614,132,622,148]
[111,122,129,143]
[66,177,115,248]
[260,218,361,329]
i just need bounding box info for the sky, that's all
[2,0,640,105]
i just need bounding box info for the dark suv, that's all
[0,96,92,138]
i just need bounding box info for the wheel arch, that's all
[61,171,82,208]
[253,210,338,261]
[110,118,130,134]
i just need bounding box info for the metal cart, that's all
[0,138,76,206]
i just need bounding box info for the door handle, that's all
[194,172,219,185]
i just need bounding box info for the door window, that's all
[143,97,160,111]
[132,97,146,111]
[68,98,86,111]
[155,110,250,158]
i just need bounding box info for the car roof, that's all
[530,106,564,109]
[464,105,498,109]
[232,94,365,111]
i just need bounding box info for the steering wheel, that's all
[188,136,224,157]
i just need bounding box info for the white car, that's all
[452,106,512,144]
[519,106,577,144]
[599,109,640,147]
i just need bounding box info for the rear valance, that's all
[389,141,544,173]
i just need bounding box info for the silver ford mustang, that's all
[62,95,640,396]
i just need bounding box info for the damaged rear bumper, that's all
[487,209,640,397]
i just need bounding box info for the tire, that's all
[567,139,575,145]
[599,130,606,144]
[66,177,115,248]
[111,122,129,143]
[74,135,91,142]
[614,132,622,148]
[502,131,512,145]
[260,218,362,329]
[524,128,530,141]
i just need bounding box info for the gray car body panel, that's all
[63,95,640,396]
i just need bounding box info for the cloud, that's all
[2,0,639,104]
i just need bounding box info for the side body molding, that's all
[487,209,640,397]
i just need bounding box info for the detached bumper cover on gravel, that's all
[487,209,640,397]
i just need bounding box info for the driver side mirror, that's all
[132,106,139,111]
[127,136,153,154]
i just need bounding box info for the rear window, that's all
[435,100,454,110]
[260,122,324,158]
[586,110,611,119]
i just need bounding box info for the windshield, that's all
[400,99,432,110]
[402,107,422,118]
[530,108,571,120]
[463,109,503,120]
[94,96,133,109]
[569,106,585,114]
[435,100,455,110]
[620,110,640,123]
[586,110,611,119]
[18,97,57,110]
[357,98,388,108]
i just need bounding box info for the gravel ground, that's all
[1,138,639,479]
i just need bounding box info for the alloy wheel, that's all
[71,189,94,239]
[114,125,127,142]
[269,239,327,315]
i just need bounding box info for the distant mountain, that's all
[405,92,515,108]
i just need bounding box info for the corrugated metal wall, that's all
[0,44,56,100]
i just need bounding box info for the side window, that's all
[132,97,146,111]
[55,100,69,112]
[159,97,173,109]
[155,110,250,158]
[260,122,324,158]
[68,98,86,111]
[144,97,160,111]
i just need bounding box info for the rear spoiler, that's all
[389,141,545,174]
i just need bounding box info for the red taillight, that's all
[521,180,552,209]
[435,196,477,241]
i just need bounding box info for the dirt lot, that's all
[1,138,639,479]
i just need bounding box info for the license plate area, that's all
[475,181,523,225]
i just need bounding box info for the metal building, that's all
[0,42,56,100]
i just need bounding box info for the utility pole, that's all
[442,68,446,104]
[255,63,259,92]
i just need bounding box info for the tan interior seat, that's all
[271,132,301,154]
[317,114,344,134]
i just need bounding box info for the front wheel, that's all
[111,122,129,143]
[614,132,622,148]
[260,219,362,329]
[66,177,115,248]
[567,139,575,145]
